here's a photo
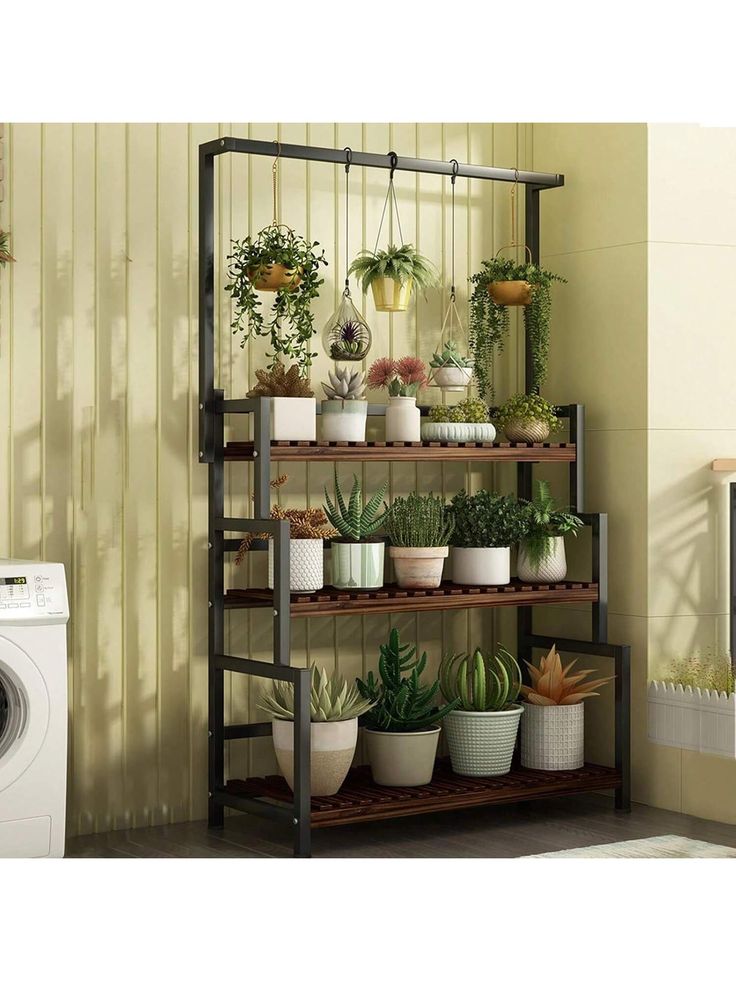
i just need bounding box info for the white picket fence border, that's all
[647,681,736,758]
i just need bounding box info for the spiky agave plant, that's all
[323,466,387,542]
[521,644,613,705]
[259,663,374,722]
[384,492,454,548]
[439,645,522,711]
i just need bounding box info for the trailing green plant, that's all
[665,650,735,695]
[384,493,454,548]
[520,479,584,566]
[258,663,374,722]
[348,244,438,294]
[446,489,527,549]
[323,466,387,541]
[429,397,489,424]
[491,393,560,433]
[226,224,328,374]
[469,257,566,400]
[0,229,15,267]
[321,366,366,400]
[429,339,472,369]
[356,627,459,732]
[439,645,522,711]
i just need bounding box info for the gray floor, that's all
[65,794,736,858]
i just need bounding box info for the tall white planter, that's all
[443,706,523,776]
[330,541,385,589]
[320,400,368,442]
[517,536,567,584]
[451,546,510,586]
[270,397,316,441]
[268,538,323,593]
[520,702,584,770]
[647,681,736,758]
[272,718,357,796]
[385,396,421,442]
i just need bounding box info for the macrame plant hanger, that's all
[322,147,372,361]
[369,152,412,313]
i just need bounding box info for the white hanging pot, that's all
[431,365,474,391]
[330,541,385,589]
[385,396,420,442]
[443,706,524,777]
[520,702,584,771]
[517,536,567,584]
[320,400,368,441]
[451,546,511,586]
[268,538,324,593]
[270,397,317,442]
[272,718,358,796]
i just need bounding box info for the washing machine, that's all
[0,560,69,858]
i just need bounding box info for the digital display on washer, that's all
[0,577,27,585]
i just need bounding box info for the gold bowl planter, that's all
[488,280,532,306]
[370,276,414,312]
[503,417,550,443]
[248,263,302,292]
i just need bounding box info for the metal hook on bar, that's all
[388,150,398,180]
[344,146,352,174]
[450,158,459,185]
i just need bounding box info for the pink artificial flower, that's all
[367,357,397,390]
[396,355,428,389]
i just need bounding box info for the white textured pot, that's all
[385,396,421,442]
[431,365,473,391]
[370,276,413,312]
[270,396,316,441]
[320,400,368,442]
[517,536,567,584]
[647,682,736,758]
[268,538,323,593]
[330,540,384,589]
[421,421,496,443]
[451,546,510,585]
[520,702,584,770]
[365,727,440,786]
[389,546,448,589]
[443,706,524,776]
[272,718,358,796]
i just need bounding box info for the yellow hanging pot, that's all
[247,263,302,292]
[487,245,533,307]
[370,276,414,313]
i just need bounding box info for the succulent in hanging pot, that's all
[323,467,388,589]
[320,366,368,442]
[421,397,496,443]
[492,393,560,444]
[323,293,373,362]
[246,361,317,441]
[517,480,584,584]
[349,244,439,313]
[429,340,474,391]
[367,356,428,442]
[384,492,454,589]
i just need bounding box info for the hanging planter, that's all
[248,261,301,292]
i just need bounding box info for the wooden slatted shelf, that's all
[224,440,576,463]
[224,580,598,617]
[227,760,622,828]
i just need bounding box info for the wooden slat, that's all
[224,440,576,463]
[712,459,736,471]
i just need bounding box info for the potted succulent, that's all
[446,489,526,586]
[246,361,317,441]
[324,467,388,589]
[518,480,584,584]
[259,663,374,796]
[366,356,428,442]
[356,627,459,787]
[320,366,368,442]
[384,492,454,589]
[226,224,328,376]
[469,255,566,399]
[421,397,496,443]
[439,645,524,776]
[322,294,372,362]
[236,476,336,594]
[429,340,473,391]
[492,393,560,444]
[349,244,438,313]
[520,644,613,771]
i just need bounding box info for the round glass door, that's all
[0,637,49,793]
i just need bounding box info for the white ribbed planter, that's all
[385,396,421,442]
[270,397,316,441]
[320,400,368,442]
[520,702,584,770]
[451,546,510,585]
[365,727,440,786]
[420,421,496,443]
[431,365,473,391]
[389,546,448,589]
[443,706,523,776]
[268,538,324,593]
[272,718,358,796]
[330,541,384,589]
[647,682,736,758]
[517,537,567,584]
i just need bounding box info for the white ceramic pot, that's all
[370,276,413,312]
[331,540,385,589]
[270,396,316,442]
[272,718,358,796]
[431,365,473,391]
[517,536,567,584]
[520,702,584,771]
[385,396,421,442]
[268,538,323,593]
[443,705,524,777]
[451,546,510,585]
[365,727,440,786]
[389,546,448,589]
[420,421,496,443]
[320,400,368,442]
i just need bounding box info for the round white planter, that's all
[268,538,324,593]
[272,717,358,796]
[320,400,368,442]
[443,705,524,776]
[330,540,385,589]
[270,396,317,442]
[431,365,473,391]
[517,536,567,584]
[520,702,584,771]
[365,727,440,786]
[420,421,496,443]
[451,546,510,585]
[385,396,421,442]
[389,546,448,589]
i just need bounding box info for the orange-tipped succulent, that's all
[521,644,613,706]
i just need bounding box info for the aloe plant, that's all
[259,663,374,722]
[323,466,387,542]
[439,645,522,711]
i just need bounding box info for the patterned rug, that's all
[526,835,736,858]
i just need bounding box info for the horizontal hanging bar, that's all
[200,137,564,189]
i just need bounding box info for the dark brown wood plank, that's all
[223,441,576,463]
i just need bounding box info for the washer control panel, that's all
[0,562,69,624]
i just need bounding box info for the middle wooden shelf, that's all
[224,440,577,463]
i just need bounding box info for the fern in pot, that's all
[384,493,454,589]
[349,244,438,313]
[320,366,368,442]
[324,468,387,589]
[446,489,526,586]
[518,480,583,584]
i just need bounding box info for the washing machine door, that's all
[0,635,50,794]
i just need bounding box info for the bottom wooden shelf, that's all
[226,760,621,829]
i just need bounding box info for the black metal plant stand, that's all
[199,137,631,857]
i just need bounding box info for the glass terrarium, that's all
[322,292,372,362]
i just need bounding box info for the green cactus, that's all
[439,645,522,711]
[323,466,387,541]
[259,663,374,722]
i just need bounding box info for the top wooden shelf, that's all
[224,440,577,463]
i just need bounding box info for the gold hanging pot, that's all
[487,244,534,306]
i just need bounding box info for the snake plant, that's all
[258,663,374,722]
[439,645,522,711]
[323,466,387,542]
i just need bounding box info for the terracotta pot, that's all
[272,718,358,796]
[451,546,510,586]
[248,263,301,292]
[488,280,532,306]
[365,727,440,786]
[517,536,567,584]
[370,277,413,312]
[389,546,448,589]
[503,417,550,443]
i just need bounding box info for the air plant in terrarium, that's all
[322,293,373,362]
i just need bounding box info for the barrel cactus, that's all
[439,645,522,711]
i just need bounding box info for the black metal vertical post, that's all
[199,148,215,464]
[730,483,736,670]
[293,667,312,857]
[208,395,225,827]
[253,397,272,520]
[614,644,631,811]
[273,518,291,667]
[568,403,585,513]
[591,513,609,645]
